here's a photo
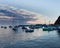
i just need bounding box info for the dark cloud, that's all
[0,6,37,25]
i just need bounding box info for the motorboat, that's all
[25,27,34,32]
[42,26,54,31]
[22,26,27,29]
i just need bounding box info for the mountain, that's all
[54,16,60,25]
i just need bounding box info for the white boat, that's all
[25,27,34,32]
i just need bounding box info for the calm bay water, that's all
[0,25,60,48]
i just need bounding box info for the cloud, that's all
[0,4,17,10]
[19,9,55,24]
[0,4,53,24]
[18,9,48,24]
[0,16,13,19]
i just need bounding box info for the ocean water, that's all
[0,24,60,48]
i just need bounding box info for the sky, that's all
[0,0,60,24]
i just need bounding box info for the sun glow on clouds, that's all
[0,4,54,24]
[19,9,49,24]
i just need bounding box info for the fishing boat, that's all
[22,26,27,29]
[25,27,34,32]
[12,27,18,31]
[25,29,34,32]
[12,26,18,31]
[42,26,54,31]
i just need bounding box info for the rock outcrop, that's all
[54,16,60,25]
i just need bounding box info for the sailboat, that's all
[42,20,54,31]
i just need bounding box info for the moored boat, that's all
[25,29,34,32]
[25,27,34,32]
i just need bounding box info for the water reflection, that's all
[0,25,60,48]
[57,30,60,37]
